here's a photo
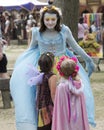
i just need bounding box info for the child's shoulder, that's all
[56,81,71,96]
[57,82,66,91]
[47,72,57,83]
[47,72,56,78]
[57,79,69,89]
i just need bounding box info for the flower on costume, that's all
[40,6,62,17]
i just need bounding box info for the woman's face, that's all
[44,13,57,29]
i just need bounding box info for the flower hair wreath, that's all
[56,56,79,77]
[40,6,62,16]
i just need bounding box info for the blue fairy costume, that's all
[10,24,96,130]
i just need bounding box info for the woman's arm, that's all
[29,27,38,48]
[49,75,57,103]
[65,25,95,77]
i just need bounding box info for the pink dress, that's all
[78,23,89,39]
[52,78,90,130]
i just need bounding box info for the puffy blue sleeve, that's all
[29,27,38,48]
[64,25,95,77]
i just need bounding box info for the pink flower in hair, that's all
[71,57,78,63]
[56,56,79,77]
[75,65,79,72]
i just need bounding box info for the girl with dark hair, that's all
[10,3,96,130]
[28,52,56,130]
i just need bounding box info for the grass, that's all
[5,45,27,68]
[90,69,104,127]
[91,71,104,83]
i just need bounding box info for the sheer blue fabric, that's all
[16,122,37,130]
[10,25,96,130]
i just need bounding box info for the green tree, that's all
[54,0,79,40]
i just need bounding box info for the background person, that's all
[14,14,24,44]
[0,39,9,78]
[90,21,97,33]
[4,16,11,45]
[78,17,89,41]
[0,20,9,78]
[26,14,37,46]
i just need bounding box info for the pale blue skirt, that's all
[10,47,96,130]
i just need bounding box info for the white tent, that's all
[30,0,48,6]
[0,0,28,6]
[0,0,48,12]
[0,0,48,7]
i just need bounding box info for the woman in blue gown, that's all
[10,5,96,130]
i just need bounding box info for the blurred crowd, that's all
[0,9,40,46]
[78,15,104,57]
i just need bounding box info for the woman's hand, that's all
[85,59,95,77]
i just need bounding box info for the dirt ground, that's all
[0,45,104,130]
